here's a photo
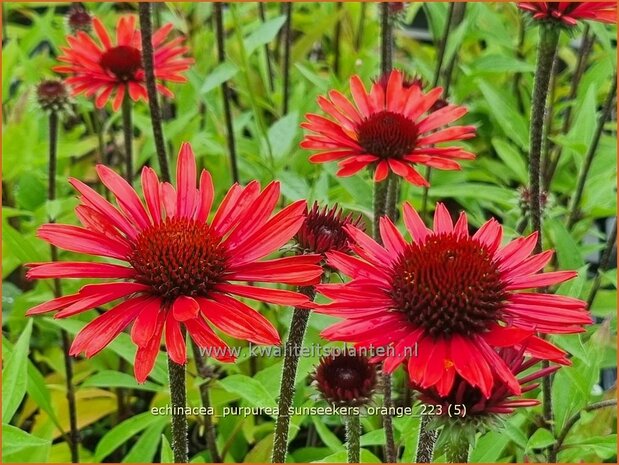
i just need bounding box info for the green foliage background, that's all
[2,2,617,463]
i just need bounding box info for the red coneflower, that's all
[26,143,322,382]
[313,350,377,406]
[414,343,559,420]
[296,202,364,256]
[54,15,193,111]
[316,202,591,397]
[518,2,617,26]
[301,69,476,186]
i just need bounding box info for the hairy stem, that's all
[168,357,188,463]
[373,179,389,240]
[192,343,221,462]
[385,174,400,221]
[380,2,393,75]
[272,286,316,463]
[344,414,361,463]
[415,415,438,462]
[121,93,133,183]
[567,76,616,230]
[529,23,560,430]
[48,110,80,463]
[214,2,239,183]
[138,2,171,183]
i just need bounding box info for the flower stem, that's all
[380,2,393,75]
[168,356,188,463]
[446,435,470,463]
[529,23,560,431]
[272,286,316,463]
[344,414,361,463]
[385,174,400,221]
[333,2,343,78]
[258,2,275,92]
[121,93,133,183]
[214,2,239,183]
[48,110,80,463]
[355,2,367,51]
[373,178,389,239]
[544,25,594,189]
[432,2,455,88]
[138,2,171,183]
[566,75,616,230]
[587,220,617,308]
[282,2,292,115]
[192,343,221,463]
[415,415,438,463]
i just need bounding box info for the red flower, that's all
[54,15,193,111]
[315,202,591,398]
[26,143,322,382]
[301,69,476,186]
[518,2,617,26]
[415,343,559,418]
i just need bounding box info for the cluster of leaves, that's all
[2,2,617,463]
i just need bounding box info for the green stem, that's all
[385,174,399,221]
[192,343,221,462]
[48,110,80,463]
[446,435,470,463]
[373,179,389,238]
[566,76,616,230]
[168,356,188,463]
[258,2,275,92]
[214,2,239,183]
[544,25,594,189]
[121,93,133,183]
[344,415,361,463]
[529,22,560,429]
[415,415,438,463]
[586,220,617,308]
[355,2,367,51]
[282,2,292,115]
[272,286,316,463]
[380,2,393,75]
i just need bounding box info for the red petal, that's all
[172,295,201,322]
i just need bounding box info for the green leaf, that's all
[468,54,536,74]
[310,416,344,453]
[122,416,168,463]
[268,111,299,160]
[563,435,618,460]
[527,428,555,450]
[2,424,51,463]
[81,370,163,392]
[244,15,287,55]
[200,62,239,94]
[470,430,510,462]
[545,219,585,269]
[218,374,277,411]
[2,319,33,423]
[160,434,174,463]
[95,411,167,461]
[491,138,528,184]
[313,448,382,463]
[478,79,529,150]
